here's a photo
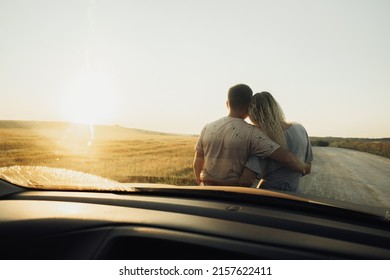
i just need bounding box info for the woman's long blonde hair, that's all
[249,91,288,149]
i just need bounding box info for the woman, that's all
[240,91,313,191]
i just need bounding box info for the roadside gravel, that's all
[299,147,390,207]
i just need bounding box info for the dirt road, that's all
[299,147,390,208]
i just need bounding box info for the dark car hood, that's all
[0,165,389,220]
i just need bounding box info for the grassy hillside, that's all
[310,136,390,159]
[0,121,198,185]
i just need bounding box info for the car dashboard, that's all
[1,179,390,260]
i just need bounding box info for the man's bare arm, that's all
[268,147,311,175]
[193,151,205,185]
[238,167,257,187]
[304,162,312,176]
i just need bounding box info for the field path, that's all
[299,147,390,207]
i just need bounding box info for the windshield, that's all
[1,0,389,216]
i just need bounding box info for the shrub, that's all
[311,140,330,147]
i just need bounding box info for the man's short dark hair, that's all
[228,84,253,110]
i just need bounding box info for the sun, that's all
[60,71,117,125]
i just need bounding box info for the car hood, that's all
[0,165,388,220]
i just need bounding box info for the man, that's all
[193,84,310,186]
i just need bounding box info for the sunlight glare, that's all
[60,71,117,125]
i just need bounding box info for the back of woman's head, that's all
[249,91,287,148]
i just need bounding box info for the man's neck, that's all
[228,112,247,119]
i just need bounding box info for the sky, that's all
[0,0,389,138]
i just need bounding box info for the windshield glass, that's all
[1,0,389,215]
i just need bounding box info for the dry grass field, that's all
[0,121,198,185]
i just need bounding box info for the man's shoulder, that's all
[208,116,228,125]
[204,116,248,129]
[248,124,269,137]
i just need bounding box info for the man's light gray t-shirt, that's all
[246,123,313,191]
[195,116,280,184]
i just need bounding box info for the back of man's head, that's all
[228,84,253,111]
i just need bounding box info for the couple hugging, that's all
[193,84,313,192]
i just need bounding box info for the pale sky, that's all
[0,0,389,138]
